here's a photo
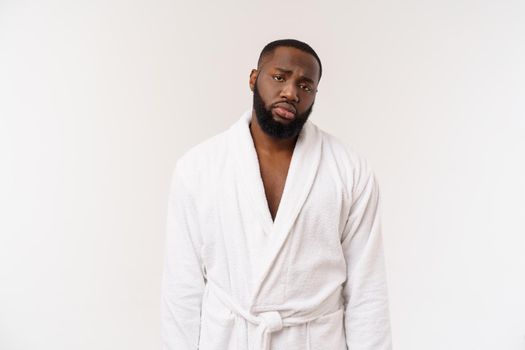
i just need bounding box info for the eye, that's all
[299,83,313,92]
[273,74,284,82]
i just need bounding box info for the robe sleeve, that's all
[341,162,392,350]
[161,163,206,350]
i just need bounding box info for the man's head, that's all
[250,39,322,139]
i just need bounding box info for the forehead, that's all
[261,46,320,81]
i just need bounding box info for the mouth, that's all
[272,102,297,120]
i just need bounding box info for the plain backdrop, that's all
[1,0,524,349]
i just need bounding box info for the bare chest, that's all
[258,155,292,221]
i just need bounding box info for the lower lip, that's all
[273,107,296,120]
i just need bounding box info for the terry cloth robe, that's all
[161,110,392,350]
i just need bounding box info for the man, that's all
[161,39,392,350]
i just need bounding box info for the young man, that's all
[161,39,392,350]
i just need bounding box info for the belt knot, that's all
[258,311,283,333]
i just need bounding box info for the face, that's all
[250,46,320,139]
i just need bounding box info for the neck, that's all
[249,110,297,155]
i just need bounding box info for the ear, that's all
[249,69,258,91]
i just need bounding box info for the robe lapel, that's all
[230,110,323,301]
[231,110,275,235]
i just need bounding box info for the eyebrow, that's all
[274,67,315,84]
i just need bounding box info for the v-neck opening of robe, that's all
[239,111,311,235]
[252,136,298,230]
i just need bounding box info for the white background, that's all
[1,0,524,349]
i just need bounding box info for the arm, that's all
[341,164,392,350]
[161,164,206,350]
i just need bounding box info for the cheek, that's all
[299,95,315,110]
[258,84,279,105]
[260,81,278,97]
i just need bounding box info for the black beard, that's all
[252,82,313,139]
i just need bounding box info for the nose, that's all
[280,81,299,103]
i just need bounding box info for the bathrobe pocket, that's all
[308,308,346,350]
[198,288,236,350]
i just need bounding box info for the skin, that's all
[248,46,320,220]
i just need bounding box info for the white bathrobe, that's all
[161,110,392,350]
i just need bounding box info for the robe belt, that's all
[207,281,335,350]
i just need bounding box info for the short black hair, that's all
[257,39,322,81]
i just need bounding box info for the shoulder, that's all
[318,127,377,193]
[173,129,229,185]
